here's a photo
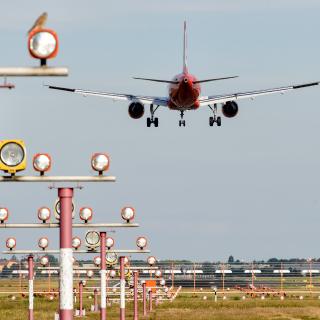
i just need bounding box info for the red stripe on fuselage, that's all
[168,73,201,110]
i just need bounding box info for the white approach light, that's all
[136,236,147,250]
[29,31,57,59]
[0,207,9,223]
[38,207,51,223]
[109,269,116,278]
[33,153,51,175]
[6,237,16,250]
[91,153,110,175]
[54,199,75,220]
[38,237,49,250]
[72,236,81,250]
[147,256,156,266]
[86,270,94,278]
[160,279,166,286]
[121,207,135,223]
[85,230,100,249]
[79,207,93,223]
[155,270,162,278]
[106,252,118,266]
[105,237,114,249]
[40,256,49,266]
[93,256,101,266]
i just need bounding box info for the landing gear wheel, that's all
[147,117,152,127]
[154,117,159,127]
[209,117,214,127]
[217,116,221,127]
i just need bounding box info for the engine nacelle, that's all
[222,101,239,118]
[128,102,144,119]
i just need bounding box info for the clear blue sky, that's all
[1,0,320,262]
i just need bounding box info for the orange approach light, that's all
[28,29,59,65]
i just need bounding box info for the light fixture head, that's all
[106,252,118,266]
[155,270,162,278]
[86,270,94,278]
[147,256,156,266]
[54,199,75,220]
[28,29,59,60]
[93,256,101,266]
[0,140,26,175]
[6,237,16,250]
[40,256,49,266]
[105,237,114,250]
[136,236,147,250]
[160,279,166,286]
[79,207,93,223]
[85,230,100,249]
[38,237,49,250]
[91,153,110,175]
[72,236,81,250]
[109,269,116,278]
[33,153,51,175]
[0,207,9,223]
[121,207,135,223]
[38,207,51,223]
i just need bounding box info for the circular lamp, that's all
[0,207,9,223]
[6,237,16,250]
[85,230,100,249]
[54,199,75,220]
[106,252,118,266]
[121,207,135,223]
[109,269,116,278]
[155,270,162,278]
[91,153,110,175]
[86,270,94,278]
[93,256,101,266]
[160,279,165,286]
[38,237,49,250]
[79,207,93,223]
[72,236,81,250]
[38,207,51,223]
[0,141,26,173]
[105,237,114,250]
[33,153,51,175]
[147,256,156,266]
[40,256,49,266]
[136,236,147,250]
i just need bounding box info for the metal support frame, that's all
[133,271,139,320]
[143,282,147,316]
[94,289,99,312]
[100,232,106,320]
[0,67,68,77]
[149,289,153,312]
[3,249,150,254]
[28,255,34,320]
[120,256,125,320]
[0,223,139,228]
[0,175,116,182]
[79,281,83,317]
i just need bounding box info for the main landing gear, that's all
[147,104,159,127]
[209,104,221,127]
[179,111,186,127]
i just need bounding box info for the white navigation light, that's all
[155,270,162,278]
[85,230,100,249]
[33,153,51,175]
[79,207,93,223]
[106,252,118,266]
[136,236,147,250]
[72,236,81,250]
[109,269,116,278]
[105,237,114,249]
[86,270,94,278]
[38,207,51,223]
[6,237,16,250]
[121,207,135,223]
[91,153,110,175]
[93,256,101,266]
[29,31,57,59]
[0,208,9,223]
[38,237,49,250]
[40,256,49,266]
[147,256,156,266]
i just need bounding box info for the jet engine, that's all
[128,102,144,119]
[222,101,238,118]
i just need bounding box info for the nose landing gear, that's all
[179,111,186,127]
[208,104,221,127]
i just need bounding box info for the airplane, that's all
[47,22,319,127]
[0,77,15,90]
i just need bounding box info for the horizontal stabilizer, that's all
[193,76,238,84]
[133,77,178,84]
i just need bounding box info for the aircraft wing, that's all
[47,85,169,107]
[199,82,319,106]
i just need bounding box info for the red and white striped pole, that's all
[100,232,106,320]
[79,281,83,317]
[120,256,125,320]
[94,289,99,312]
[142,282,147,316]
[133,271,138,320]
[59,188,74,320]
[28,255,34,320]
[148,289,153,312]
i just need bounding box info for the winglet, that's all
[183,21,188,74]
